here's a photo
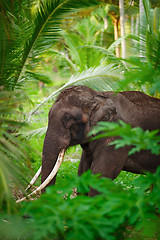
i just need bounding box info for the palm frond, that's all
[142,0,152,28]
[16,0,100,85]
[61,31,85,70]
[78,45,128,70]
[68,64,121,91]
[108,33,140,53]
[28,64,123,121]
[0,130,29,212]
[49,49,78,72]
[0,0,99,89]
[20,127,47,139]
[0,1,37,89]
[0,88,33,212]
[129,3,160,69]
[79,45,114,56]
[146,31,160,69]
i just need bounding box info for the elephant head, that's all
[41,86,116,189]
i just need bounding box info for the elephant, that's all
[39,85,160,196]
[17,85,160,202]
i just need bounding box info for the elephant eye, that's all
[63,113,72,122]
[62,113,73,128]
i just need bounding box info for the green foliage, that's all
[57,160,80,185]
[119,1,160,94]
[1,169,160,240]
[1,0,160,239]
[119,59,160,94]
[114,171,138,190]
[0,89,31,212]
[0,0,102,212]
[28,63,122,121]
[61,28,104,71]
[50,5,115,73]
[90,120,160,155]
[0,0,36,89]
[0,214,28,240]
[56,146,81,185]
[0,0,100,89]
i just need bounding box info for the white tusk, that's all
[16,149,65,203]
[25,166,42,191]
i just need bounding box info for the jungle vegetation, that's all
[0,0,160,239]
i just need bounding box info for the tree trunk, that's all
[104,16,108,30]
[131,0,134,34]
[100,16,108,46]
[135,14,139,35]
[131,16,134,34]
[113,17,120,58]
[139,0,145,58]
[119,0,126,59]
[139,0,144,28]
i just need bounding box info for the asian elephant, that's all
[38,85,160,196]
[16,84,160,204]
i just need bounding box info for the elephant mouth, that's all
[16,148,66,203]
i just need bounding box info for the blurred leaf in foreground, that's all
[90,120,160,155]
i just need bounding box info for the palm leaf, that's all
[49,49,78,72]
[0,1,37,89]
[78,45,128,70]
[129,3,160,69]
[61,31,85,71]
[0,0,99,89]
[0,89,30,212]
[139,0,160,65]
[68,64,121,90]
[108,33,140,53]
[20,127,47,139]
[28,64,123,121]
[15,0,100,86]
[142,0,152,28]
[146,31,160,69]
[0,131,29,212]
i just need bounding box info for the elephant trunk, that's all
[41,130,64,187]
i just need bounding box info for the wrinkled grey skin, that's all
[42,85,160,196]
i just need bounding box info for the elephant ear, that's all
[90,96,117,127]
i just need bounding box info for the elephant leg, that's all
[89,138,129,196]
[78,150,92,176]
[77,144,93,195]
